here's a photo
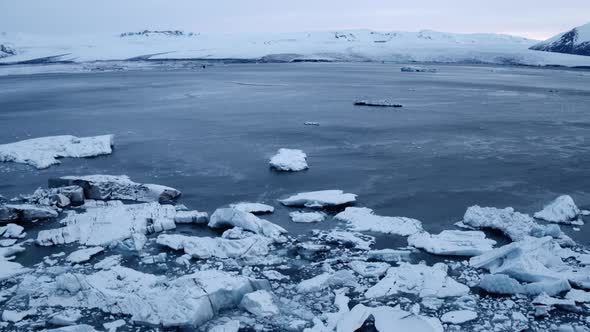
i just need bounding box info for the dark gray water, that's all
[1,62,589,244]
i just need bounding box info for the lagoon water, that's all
[1,62,589,246]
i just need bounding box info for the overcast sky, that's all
[1,0,588,40]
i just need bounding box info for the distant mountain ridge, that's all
[530,22,590,56]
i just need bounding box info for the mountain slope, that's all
[530,22,590,56]
[1,29,590,67]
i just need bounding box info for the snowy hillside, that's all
[1,29,590,67]
[530,22,590,56]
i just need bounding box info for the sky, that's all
[1,0,589,40]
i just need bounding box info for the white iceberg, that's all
[289,211,326,223]
[462,205,570,243]
[239,290,279,317]
[209,320,240,332]
[0,223,25,238]
[1,308,35,322]
[48,309,82,326]
[335,207,423,236]
[348,261,390,278]
[156,233,272,259]
[440,310,477,324]
[367,249,412,262]
[269,148,308,171]
[66,247,104,264]
[230,202,274,214]
[365,262,469,299]
[0,243,30,281]
[0,135,114,169]
[17,265,270,327]
[297,270,357,293]
[36,200,178,246]
[408,230,496,256]
[208,208,286,240]
[318,230,375,250]
[534,195,583,225]
[565,289,590,303]
[42,325,99,332]
[477,274,571,296]
[0,204,58,223]
[173,210,209,224]
[279,190,357,208]
[49,174,181,204]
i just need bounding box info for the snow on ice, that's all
[408,230,496,256]
[289,211,326,223]
[269,148,309,172]
[279,190,357,208]
[534,195,583,225]
[335,207,423,236]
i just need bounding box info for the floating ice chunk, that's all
[532,293,579,316]
[353,100,403,108]
[335,207,423,236]
[0,239,17,246]
[365,263,469,299]
[289,211,326,223]
[304,121,320,126]
[230,202,274,214]
[440,310,477,324]
[371,306,443,332]
[26,186,85,207]
[17,266,269,327]
[408,230,496,256]
[463,205,570,243]
[534,195,583,225]
[209,320,240,332]
[157,234,272,259]
[367,249,412,262]
[478,273,571,296]
[0,135,114,169]
[240,290,279,317]
[209,208,286,240]
[269,148,308,171]
[262,270,289,281]
[49,175,181,204]
[0,244,30,281]
[297,270,357,293]
[41,325,99,332]
[66,246,104,264]
[319,230,375,250]
[174,210,209,224]
[401,66,437,73]
[36,201,177,246]
[1,308,35,322]
[0,223,24,238]
[565,289,590,303]
[103,319,125,331]
[348,261,389,278]
[279,190,357,208]
[470,236,572,283]
[93,255,122,270]
[48,309,82,326]
[0,204,58,223]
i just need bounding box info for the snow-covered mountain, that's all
[1,29,590,67]
[530,22,590,56]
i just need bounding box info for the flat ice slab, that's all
[269,148,308,171]
[279,190,357,208]
[209,208,287,240]
[440,310,477,324]
[230,202,274,214]
[335,207,423,236]
[353,100,403,108]
[408,230,496,256]
[534,195,583,225]
[365,262,469,299]
[157,233,272,259]
[66,247,104,263]
[289,211,326,223]
[49,174,181,204]
[0,135,113,169]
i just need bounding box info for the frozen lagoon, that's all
[0,62,590,331]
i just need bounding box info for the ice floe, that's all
[0,204,58,223]
[353,100,403,108]
[401,66,438,73]
[66,247,104,264]
[440,310,477,324]
[348,261,389,278]
[279,190,357,208]
[239,290,279,317]
[36,200,178,246]
[408,230,496,256]
[157,233,272,260]
[269,148,309,171]
[209,320,240,332]
[16,265,270,327]
[209,208,287,240]
[0,224,24,238]
[289,211,326,223]
[462,205,572,244]
[365,262,469,299]
[0,243,30,281]
[48,309,82,326]
[42,325,99,332]
[49,174,181,204]
[230,202,274,214]
[335,207,423,236]
[534,195,583,225]
[297,270,357,293]
[0,135,114,169]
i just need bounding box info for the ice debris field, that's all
[0,135,590,332]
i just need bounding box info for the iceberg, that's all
[477,274,571,296]
[0,204,58,223]
[239,290,279,317]
[269,148,308,171]
[208,208,286,240]
[440,310,477,324]
[229,202,274,214]
[0,135,114,169]
[41,325,99,332]
[0,243,30,281]
[0,223,25,238]
[335,207,423,236]
[156,233,272,259]
[66,247,104,264]
[365,262,469,299]
[49,174,181,204]
[297,270,357,293]
[408,230,496,256]
[289,211,326,223]
[17,265,270,327]
[279,190,357,208]
[534,195,583,225]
